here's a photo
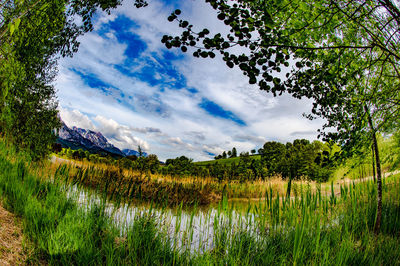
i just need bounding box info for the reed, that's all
[1,141,400,265]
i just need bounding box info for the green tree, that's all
[146,154,160,174]
[0,0,148,160]
[260,141,286,176]
[164,0,400,233]
[231,147,237,158]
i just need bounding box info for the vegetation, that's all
[0,0,147,159]
[55,138,338,182]
[164,0,400,233]
[1,141,400,265]
[46,133,399,209]
[1,0,400,264]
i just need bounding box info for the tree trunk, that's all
[364,105,382,234]
[371,130,382,234]
[372,144,376,183]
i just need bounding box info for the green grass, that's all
[194,155,261,166]
[1,141,400,265]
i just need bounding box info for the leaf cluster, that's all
[163,0,400,156]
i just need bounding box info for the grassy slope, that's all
[194,155,261,166]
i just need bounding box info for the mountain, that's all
[72,127,125,156]
[122,149,148,157]
[57,122,133,157]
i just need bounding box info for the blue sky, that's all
[56,0,324,161]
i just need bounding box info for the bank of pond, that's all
[1,143,400,265]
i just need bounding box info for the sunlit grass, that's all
[1,141,400,264]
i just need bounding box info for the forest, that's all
[1,0,400,265]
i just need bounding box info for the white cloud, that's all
[54,0,326,161]
[59,108,96,130]
[94,115,150,151]
[202,145,224,156]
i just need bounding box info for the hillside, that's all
[195,155,262,166]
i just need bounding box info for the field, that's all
[194,155,262,166]
[1,141,400,265]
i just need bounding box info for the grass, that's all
[194,155,261,166]
[1,141,400,265]
[332,135,399,181]
[50,155,356,207]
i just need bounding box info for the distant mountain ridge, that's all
[57,121,145,157]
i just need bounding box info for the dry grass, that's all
[0,203,25,265]
[48,155,396,206]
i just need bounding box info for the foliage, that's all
[164,0,400,233]
[201,139,338,182]
[163,1,400,149]
[0,0,66,159]
[1,141,400,264]
[0,0,147,159]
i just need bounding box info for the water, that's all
[63,184,259,253]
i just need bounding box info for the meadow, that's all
[1,141,400,265]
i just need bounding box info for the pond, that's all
[64,184,262,253]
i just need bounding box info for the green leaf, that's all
[9,23,15,36]
[14,18,21,30]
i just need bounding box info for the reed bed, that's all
[50,156,351,206]
[1,143,400,265]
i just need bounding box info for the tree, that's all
[163,0,400,234]
[231,147,237,158]
[0,0,148,159]
[261,141,286,177]
[0,0,67,159]
[146,154,160,174]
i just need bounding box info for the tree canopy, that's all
[163,0,400,233]
[0,0,147,159]
[163,0,400,146]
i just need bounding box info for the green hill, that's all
[195,155,261,167]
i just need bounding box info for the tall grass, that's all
[1,141,400,265]
[51,157,342,207]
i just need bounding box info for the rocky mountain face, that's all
[57,122,140,157]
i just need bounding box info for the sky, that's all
[56,0,324,162]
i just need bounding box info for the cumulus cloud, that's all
[59,108,96,130]
[202,145,224,157]
[131,126,162,134]
[234,134,266,144]
[290,130,318,137]
[185,131,206,142]
[54,0,326,161]
[94,115,150,151]
[162,137,194,151]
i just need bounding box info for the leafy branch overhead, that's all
[164,0,399,142]
[163,0,400,233]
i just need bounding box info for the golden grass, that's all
[47,155,396,206]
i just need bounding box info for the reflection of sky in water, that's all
[64,182,342,254]
[65,184,259,253]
